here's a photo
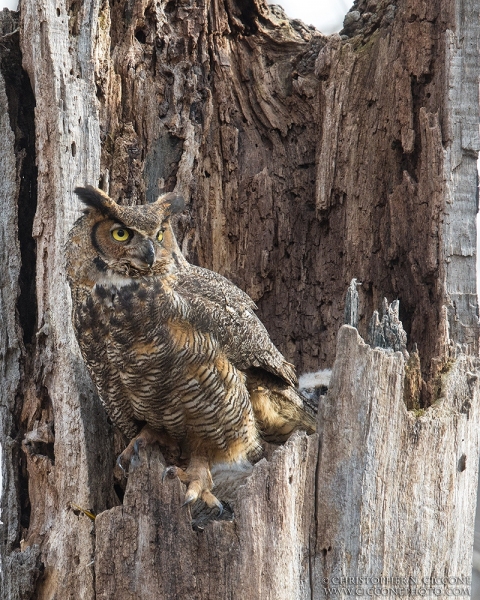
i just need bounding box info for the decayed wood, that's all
[315,327,480,595]
[0,0,479,598]
[0,12,43,599]
[443,0,479,353]
[95,433,317,599]
[93,0,326,369]
[0,12,22,557]
[316,0,479,400]
[367,298,408,355]
[93,326,480,599]
[5,2,116,598]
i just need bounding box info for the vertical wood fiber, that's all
[0,0,478,597]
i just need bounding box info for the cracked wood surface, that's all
[0,0,479,597]
[94,327,480,599]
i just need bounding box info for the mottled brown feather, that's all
[66,187,316,505]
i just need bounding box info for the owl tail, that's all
[246,369,317,444]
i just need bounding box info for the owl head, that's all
[72,186,185,277]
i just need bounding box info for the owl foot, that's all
[117,425,177,474]
[163,456,223,514]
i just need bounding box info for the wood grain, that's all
[0,0,479,597]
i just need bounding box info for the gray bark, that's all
[0,0,479,598]
[94,326,480,599]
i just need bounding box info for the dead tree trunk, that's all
[1,0,479,598]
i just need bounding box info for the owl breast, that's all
[73,276,259,461]
[67,185,315,512]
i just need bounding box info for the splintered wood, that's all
[94,327,480,600]
[0,0,479,598]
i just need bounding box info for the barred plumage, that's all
[66,186,316,510]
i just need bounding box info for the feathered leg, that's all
[163,455,223,513]
[117,425,178,473]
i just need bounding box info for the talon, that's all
[116,454,128,477]
[183,488,199,506]
[133,438,143,455]
[201,490,223,515]
[117,425,177,476]
[163,456,223,514]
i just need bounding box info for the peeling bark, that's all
[1,0,479,598]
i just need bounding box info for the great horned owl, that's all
[66,186,316,511]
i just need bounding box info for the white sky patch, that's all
[0,0,352,31]
[1,0,17,10]
[271,0,352,33]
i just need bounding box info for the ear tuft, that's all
[74,186,115,215]
[160,192,185,216]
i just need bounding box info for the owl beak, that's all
[144,240,155,267]
[138,239,155,268]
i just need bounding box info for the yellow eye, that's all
[157,230,164,242]
[111,228,131,242]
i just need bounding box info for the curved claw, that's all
[214,500,224,517]
[117,425,178,479]
[116,454,128,477]
[181,496,196,508]
[182,485,201,506]
[182,493,223,516]
[162,457,223,516]
[202,491,223,516]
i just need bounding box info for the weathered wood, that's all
[0,11,43,600]
[3,2,116,598]
[367,298,408,355]
[314,327,479,597]
[94,326,480,599]
[95,432,317,599]
[0,13,22,556]
[344,278,360,328]
[443,0,479,355]
[315,0,480,396]
[1,0,479,598]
